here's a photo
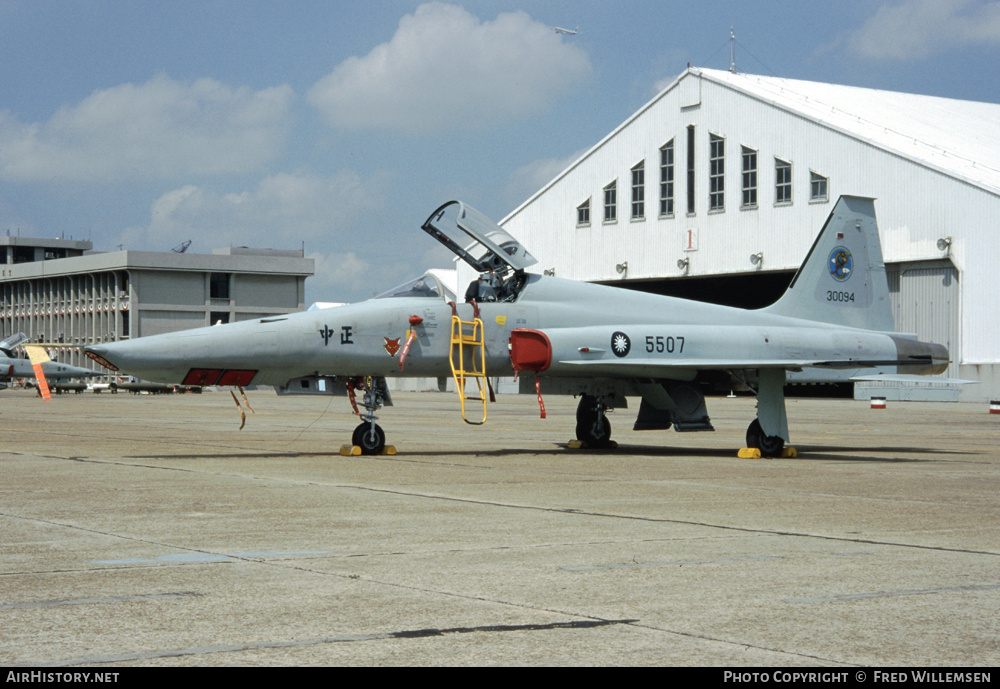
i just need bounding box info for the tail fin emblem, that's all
[828,247,853,282]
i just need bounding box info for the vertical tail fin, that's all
[764,196,894,331]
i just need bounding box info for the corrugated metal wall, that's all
[859,261,961,400]
[889,261,960,379]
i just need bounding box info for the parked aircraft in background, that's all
[0,333,100,399]
[82,196,949,456]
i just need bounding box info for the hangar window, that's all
[603,181,617,223]
[741,146,758,208]
[709,134,725,211]
[810,171,829,202]
[686,125,696,215]
[775,158,792,205]
[577,198,591,226]
[659,140,674,217]
[631,161,645,219]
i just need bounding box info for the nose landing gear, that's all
[343,377,395,456]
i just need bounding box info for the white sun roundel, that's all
[611,331,631,357]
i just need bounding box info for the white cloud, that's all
[504,148,588,206]
[307,2,591,133]
[847,0,1000,60]
[0,74,294,183]
[307,250,371,292]
[120,170,385,252]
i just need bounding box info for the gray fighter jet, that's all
[84,196,948,456]
[0,333,101,398]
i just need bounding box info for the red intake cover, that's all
[509,329,552,372]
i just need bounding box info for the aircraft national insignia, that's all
[384,337,401,357]
[611,331,631,357]
[828,246,853,282]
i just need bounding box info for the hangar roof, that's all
[686,68,1000,196]
[504,67,1000,226]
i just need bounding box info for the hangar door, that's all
[858,260,960,400]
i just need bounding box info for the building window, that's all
[775,158,792,205]
[686,125,696,215]
[577,198,591,226]
[810,171,829,202]
[603,181,617,223]
[210,311,230,325]
[741,146,758,208]
[210,272,230,300]
[659,140,674,216]
[709,134,724,211]
[631,161,645,219]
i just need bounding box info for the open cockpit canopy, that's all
[421,201,537,275]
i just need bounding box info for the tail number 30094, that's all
[645,336,685,354]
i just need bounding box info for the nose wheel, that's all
[352,422,386,455]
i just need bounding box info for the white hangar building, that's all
[498,67,1000,402]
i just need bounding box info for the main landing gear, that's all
[574,394,615,448]
[741,369,794,458]
[745,418,785,457]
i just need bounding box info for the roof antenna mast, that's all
[729,25,737,73]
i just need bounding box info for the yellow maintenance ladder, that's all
[449,302,488,424]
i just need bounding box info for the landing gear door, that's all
[422,201,538,274]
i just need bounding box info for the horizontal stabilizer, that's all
[851,374,978,385]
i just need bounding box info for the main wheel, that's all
[576,417,612,446]
[576,395,612,447]
[746,418,784,457]
[352,422,386,455]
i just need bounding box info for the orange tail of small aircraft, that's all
[24,345,52,401]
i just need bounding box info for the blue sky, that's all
[2,0,999,303]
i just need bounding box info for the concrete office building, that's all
[0,236,313,371]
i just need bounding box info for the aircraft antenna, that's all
[729,26,736,73]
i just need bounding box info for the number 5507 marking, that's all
[645,335,685,354]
